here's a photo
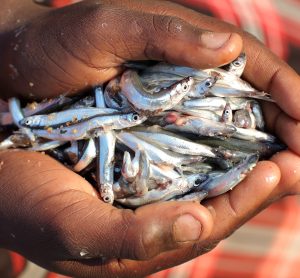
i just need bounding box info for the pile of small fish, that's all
[0,53,286,207]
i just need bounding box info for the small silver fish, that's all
[117,131,204,167]
[182,97,226,111]
[120,70,194,115]
[64,141,79,164]
[30,113,146,141]
[223,52,247,77]
[97,131,116,204]
[121,151,140,182]
[73,139,97,172]
[221,103,233,123]
[233,106,256,129]
[130,126,216,157]
[104,77,132,111]
[233,127,276,142]
[163,114,236,137]
[0,96,73,126]
[252,102,265,130]
[195,154,258,198]
[116,173,208,207]
[20,107,119,128]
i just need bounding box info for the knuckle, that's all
[151,14,185,36]
[143,40,167,61]
[119,209,156,260]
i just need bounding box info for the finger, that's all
[259,102,300,156]
[0,150,213,262]
[144,1,300,121]
[0,150,98,250]
[33,0,81,8]
[202,160,280,240]
[50,198,214,261]
[270,150,300,197]
[0,1,242,98]
[44,160,281,278]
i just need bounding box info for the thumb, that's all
[58,199,214,261]
[128,15,242,69]
[0,1,242,98]
[33,0,81,8]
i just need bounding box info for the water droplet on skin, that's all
[8,64,19,79]
[80,249,89,257]
[265,175,277,184]
[101,22,108,28]
[14,25,26,38]
[175,24,182,32]
[29,82,34,87]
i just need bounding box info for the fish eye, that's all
[103,195,112,203]
[233,61,241,67]
[132,114,140,121]
[114,167,121,173]
[205,80,213,88]
[24,119,31,125]
[182,83,189,91]
[194,178,202,187]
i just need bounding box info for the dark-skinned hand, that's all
[0,1,299,277]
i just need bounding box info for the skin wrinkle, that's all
[56,36,98,74]
[226,190,239,219]
[29,188,89,211]
[60,6,119,69]
[117,209,138,259]
[39,35,80,86]
[69,208,106,255]
[18,38,72,94]
[21,177,59,203]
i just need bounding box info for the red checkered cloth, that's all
[3,0,300,277]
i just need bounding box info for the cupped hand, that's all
[0,0,242,98]
[0,0,298,277]
[0,150,279,278]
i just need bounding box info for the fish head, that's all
[232,52,247,68]
[187,173,209,188]
[121,113,147,127]
[221,103,233,123]
[20,117,36,126]
[175,77,194,94]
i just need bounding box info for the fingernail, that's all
[173,214,202,242]
[201,32,232,49]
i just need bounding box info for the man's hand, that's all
[0,150,280,278]
[0,1,299,277]
[0,0,242,98]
